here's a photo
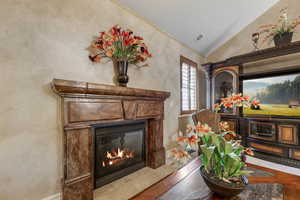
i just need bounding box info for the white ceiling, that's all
[116,0,279,56]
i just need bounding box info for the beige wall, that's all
[207,0,300,73]
[0,0,205,199]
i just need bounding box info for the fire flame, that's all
[101,148,134,167]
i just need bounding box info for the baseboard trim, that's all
[246,155,300,176]
[42,193,61,200]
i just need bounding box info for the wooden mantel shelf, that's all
[52,79,170,100]
[203,41,300,69]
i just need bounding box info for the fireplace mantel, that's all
[52,79,170,100]
[52,79,170,200]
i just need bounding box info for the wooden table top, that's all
[130,158,300,200]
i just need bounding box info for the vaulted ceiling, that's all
[116,0,279,56]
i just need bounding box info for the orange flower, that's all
[219,121,230,131]
[224,103,233,108]
[171,149,191,161]
[187,135,198,145]
[170,149,178,154]
[259,24,277,29]
[214,103,221,111]
[177,149,190,159]
[186,124,194,133]
[88,25,151,65]
[244,148,254,156]
[243,96,250,101]
[105,49,114,58]
[195,123,212,134]
[177,136,187,143]
[231,94,243,101]
[89,55,101,62]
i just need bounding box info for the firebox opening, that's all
[93,120,147,188]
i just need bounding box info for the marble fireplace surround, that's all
[51,79,170,200]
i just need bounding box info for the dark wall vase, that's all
[116,60,129,87]
[200,166,248,197]
[274,32,293,47]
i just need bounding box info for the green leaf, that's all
[224,141,233,154]
[200,145,215,171]
[237,170,253,176]
[223,153,241,178]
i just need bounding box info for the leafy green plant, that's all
[172,94,254,183]
[200,132,251,182]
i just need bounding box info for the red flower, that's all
[95,40,104,49]
[187,135,197,145]
[134,36,143,40]
[232,94,243,101]
[99,32,105,39]
[104,41,113,48]
[124,38,134,46]
[143,48,150,55]
[89,25,151,65]
[243,96,250,101]
[224,103,233,108]
[122,31,130,37]
[89,55,101,62]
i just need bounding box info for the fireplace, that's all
[52,79,170,200]
[94,120,146,188]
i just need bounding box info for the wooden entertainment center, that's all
[203,42,300,168]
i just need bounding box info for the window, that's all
[180,56,197,114]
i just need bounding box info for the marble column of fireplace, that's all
[51,79,170,200]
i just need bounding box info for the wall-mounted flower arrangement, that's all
[88,25,152,87]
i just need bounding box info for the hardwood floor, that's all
[130,158,300,200]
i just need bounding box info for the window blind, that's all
[180,56,197,113]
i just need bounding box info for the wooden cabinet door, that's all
[278,125,298,145]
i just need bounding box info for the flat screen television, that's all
[243,73,300,117]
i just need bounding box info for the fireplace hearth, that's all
[94,120,146,188]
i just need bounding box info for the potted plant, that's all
[199,131,252,197]
[172,94,254,197]
[258,8,300,47]
[89,25,152,87]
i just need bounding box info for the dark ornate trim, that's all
[202,41,300,69]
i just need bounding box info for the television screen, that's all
[243,73,300,117]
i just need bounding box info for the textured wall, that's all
[0,0,204,199]
[207,0,300,73]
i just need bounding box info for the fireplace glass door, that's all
[94,120,146,188]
